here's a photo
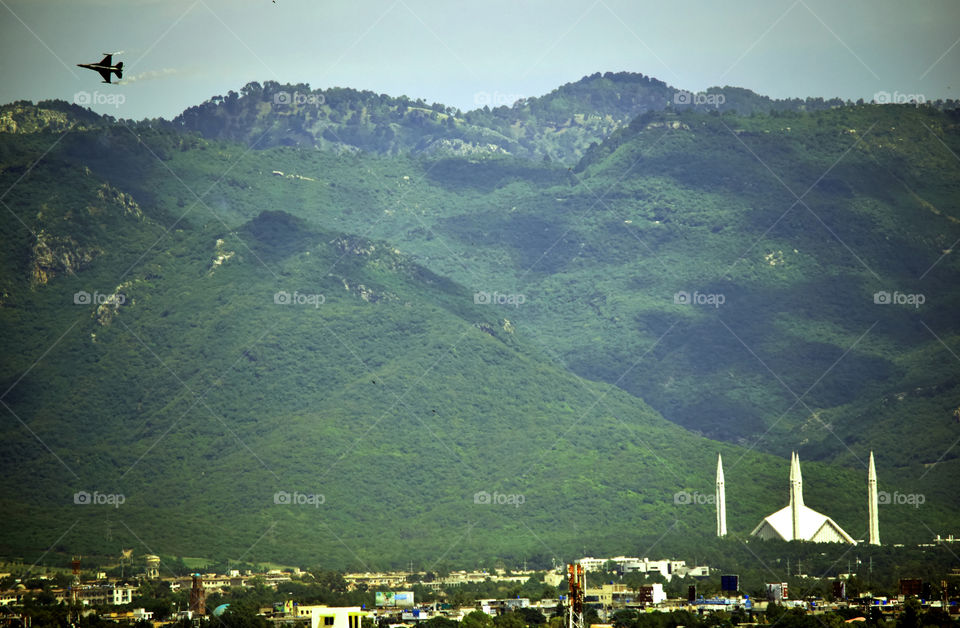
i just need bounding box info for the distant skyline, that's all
[1,0,958,120]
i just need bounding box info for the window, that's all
[324,617,335,626]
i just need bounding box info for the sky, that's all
[1,0,958,120]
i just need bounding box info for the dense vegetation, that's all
[1,75,958,571]
[169,73,926,163]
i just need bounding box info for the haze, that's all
[1,0,958,120]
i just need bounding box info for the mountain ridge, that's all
[1,74,958,569]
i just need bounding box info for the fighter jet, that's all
[78,54,123,84]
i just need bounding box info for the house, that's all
[71,583,138,606]
[298,605,367,628]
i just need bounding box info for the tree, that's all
[896,599,920,628]
[311,570,347,594]
[583,608,600,627]
[516,608,546,625]
[766,603,785,623]
[463,610,495,628]
[553,599,565,620]
[611,609,636,628]
[422,617,459,628]
[919,606,951,628]
[493,612,525,628]
[450,589,478,608]
[219,599,270,628]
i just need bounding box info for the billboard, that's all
[899,579,922,598]
[376,591,415,608]
[766,583,787,601]
[720,575,739,593]
[833,581,846,600]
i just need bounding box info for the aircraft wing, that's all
[99,54,112,66]
[98,68,113,83]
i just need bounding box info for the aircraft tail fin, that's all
[115,62,123,79]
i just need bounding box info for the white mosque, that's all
[714,450,881,545]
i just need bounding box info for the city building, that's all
[301,606,368,628]
[572,557,708,581]
[70,583,137,606]
[636,583,666,607]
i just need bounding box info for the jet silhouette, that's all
[78,54,123,84]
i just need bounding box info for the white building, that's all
[751,452,855,544]
[71,583,138,606]
[716,454,727,537]
[112,585,136,605]
[635,583,667,606]
[301,605,367,628]
[573,557,707,582]
[575,557,609,572]
[867,451,880,545]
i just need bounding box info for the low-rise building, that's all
[101,608,154,622]
[344,572,410,589]
[301,606,367,628]
[637,584,666,607]
[70,583,138,606]
[572,557,709,582]
[585,584,631,606]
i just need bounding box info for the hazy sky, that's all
[1,0,958,120]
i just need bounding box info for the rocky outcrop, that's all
[92,184,144,219]
[30,230,102,287]
[419,138,510,157]
[332,236,377,256]
[94,281,134,327]
[0,102,104,134]
[209,238,235,274]
[335,276,398,303]
[28,183,144,287]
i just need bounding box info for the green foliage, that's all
[167,75,920,164]
[463,610,496,628]
[493,611,527,628]
[0,91,958,573]
[423,617,461,628]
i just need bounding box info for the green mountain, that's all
[107,100,960,470]
[171,73,869,164]
[0,141,802,566]
[0,100,107,135]
[0,81,958,570]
